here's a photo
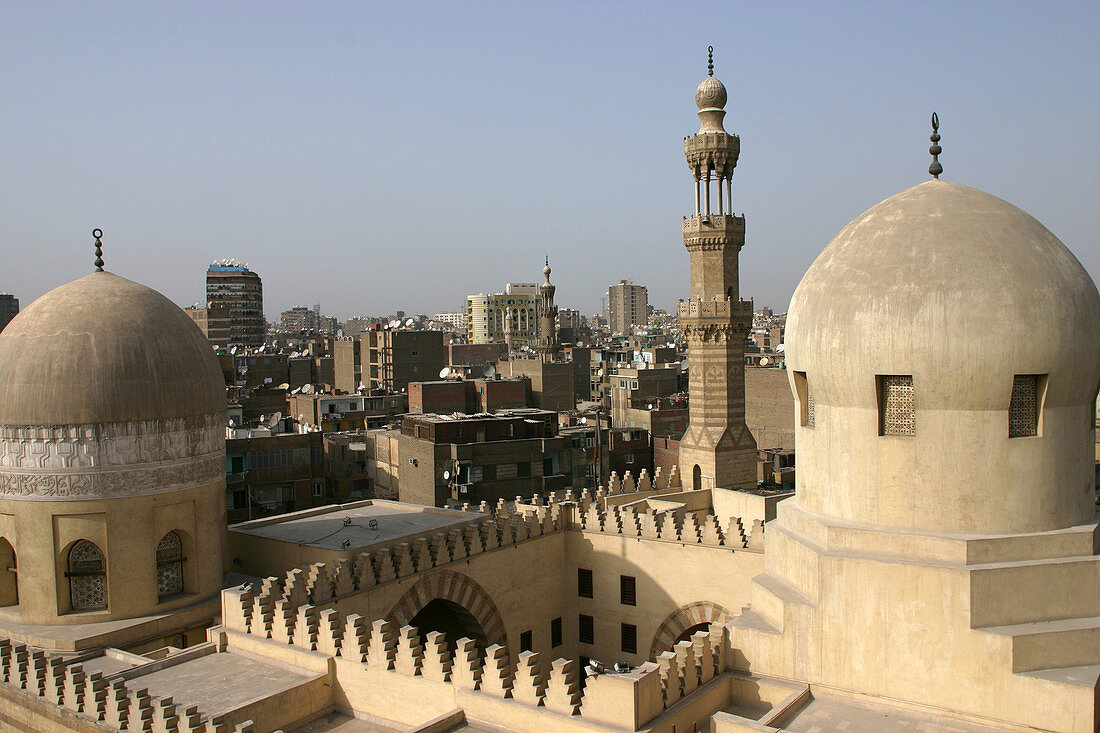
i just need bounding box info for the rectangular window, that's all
[543,457,554,475]
[517,461,531,477]
[878,375,915,436]
[621,623,637,654]
[578,568,593,598]
[1009,374,1044,438]
[482,464,497,481]
[579,614,594,645]
[620,575,637,606]
[551,617,563,648]
[520,630,533,652]
[624,453,634,464]
[793,371,814,428]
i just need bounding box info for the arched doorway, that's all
[410,598,488,653]
[388,570,507,652]
[693,464,702,491]
[650,601,733,659]
[0,538,16,606]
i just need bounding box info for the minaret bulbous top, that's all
[695,47,728,134]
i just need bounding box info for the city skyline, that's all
[2,2,1097,318]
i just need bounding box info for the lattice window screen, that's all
[879,375,915,436]
[806,384,816,429]
[156,532,184,598]
[69,540,106,610]
[1009,375,1039,438]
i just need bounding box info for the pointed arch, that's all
[156,530,184,599]
[387,570,507,649]
[68,540,107,611]
[650,601,733,659]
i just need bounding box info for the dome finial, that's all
[92,228,104,272]
[707,45,714,77]
[928,113,943,180]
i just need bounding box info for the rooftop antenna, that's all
[928,113,943,180]
[93,229,104,271]
[707,45,714,76]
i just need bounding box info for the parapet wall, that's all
[221,586,733,731]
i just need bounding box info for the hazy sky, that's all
[2,2,1097,320]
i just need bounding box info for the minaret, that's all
[536,257,560,362]
[677,48,758,491]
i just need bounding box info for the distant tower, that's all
[205,260,264,350]
[536,257,560,362]
[677,49,758,491]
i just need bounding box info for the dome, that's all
[785,179,1100,534]
[695,76,727,110]
[0,271,225,425]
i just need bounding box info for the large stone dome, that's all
[785,179,1100,534]
[0,271,223,425]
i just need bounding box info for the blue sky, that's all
[2,1,1097,319]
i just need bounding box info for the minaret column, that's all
[677,50,758,492]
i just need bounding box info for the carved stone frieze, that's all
[0,414,224,500]
[0,453,223,500]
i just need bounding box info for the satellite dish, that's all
[228,419,236,427]
[303,384,314,394]
[483,363,497,378]
[405,318,414,327]
[277,382,289,390]
[267,412,282,428]
[439,367,452,379]
[759,357,770,366]
[442,469,451,481]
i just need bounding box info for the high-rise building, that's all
[432,312,467,331]
[280,305,318,333]
[465,282,538,345]
[205,260,264,350]
[606,280,647,334]
[676,63,757,492]
[0,294,19,333]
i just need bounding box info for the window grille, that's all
[578,568,593,598]
[620,575,637,606]
[879,375,915,436]
[621,623,637,654]
[1009,375,1039,438]
[156,532,184,599]
[579,614,594,645]
[806,384,815,428]
[69,540,107,611]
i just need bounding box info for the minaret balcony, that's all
[678,297,753,323]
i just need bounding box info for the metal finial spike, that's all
[707,45,714,76]
[928,112,943,180]
[92,228,104,272]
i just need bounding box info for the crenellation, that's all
[726,517,747,548]
[747,518,765,549]
[204,715,230,733]
[478,500,490,513]
[450,637,481,690]
[27,649,46,696]
[44,655,65,704]
[421,631,452,682]
[129,688,155,733]
[656,651,681,707]
[354,552,376,589]
[373,548,397,583]
[316,608,342,657]
[480,643,512,698]
[250,592,274,639]
[342,614,369,662]
[465,522,483,556]
[674,640,699,696]
[623,471,636,493]
[305,562,328,603]
[543,658,581,716]
[412,537,433,572]
[667,465,680,489]
[481,519,500,550]
[690,630,714,684]
[512,650,545,707]
[658,512,678,540]
[181,705,203,733]
[449,527,468,560]
[7,642,26,690]
[0,637,10,684]
[283,567,307,607]
[292,604,319,650]
[152,696,178,733]
[332,557,355,597]
[639,510,660,539]
[104,678,129,729]
[84,670,107,720]
[394,625,424,676]
[431,532,452,566]
[394,542,416,577]
[700,515,723,545]
[608,472,621,494]
[271,599,295,644]
[367,619,397,670]
[222,586,252,633]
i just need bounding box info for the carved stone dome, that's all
[695,76,727,110]
[785,179,1100,534]
[0,271,224,425]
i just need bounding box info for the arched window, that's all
[0,538,16,607]
[68,540,106,611]
[156,531,184,599]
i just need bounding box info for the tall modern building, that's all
[205,260,264,350]
[676,61,758,492]
[0,294,18,333]
[606,279,647,334]
[465,282,538,345]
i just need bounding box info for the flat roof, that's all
[229,500,479,551]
